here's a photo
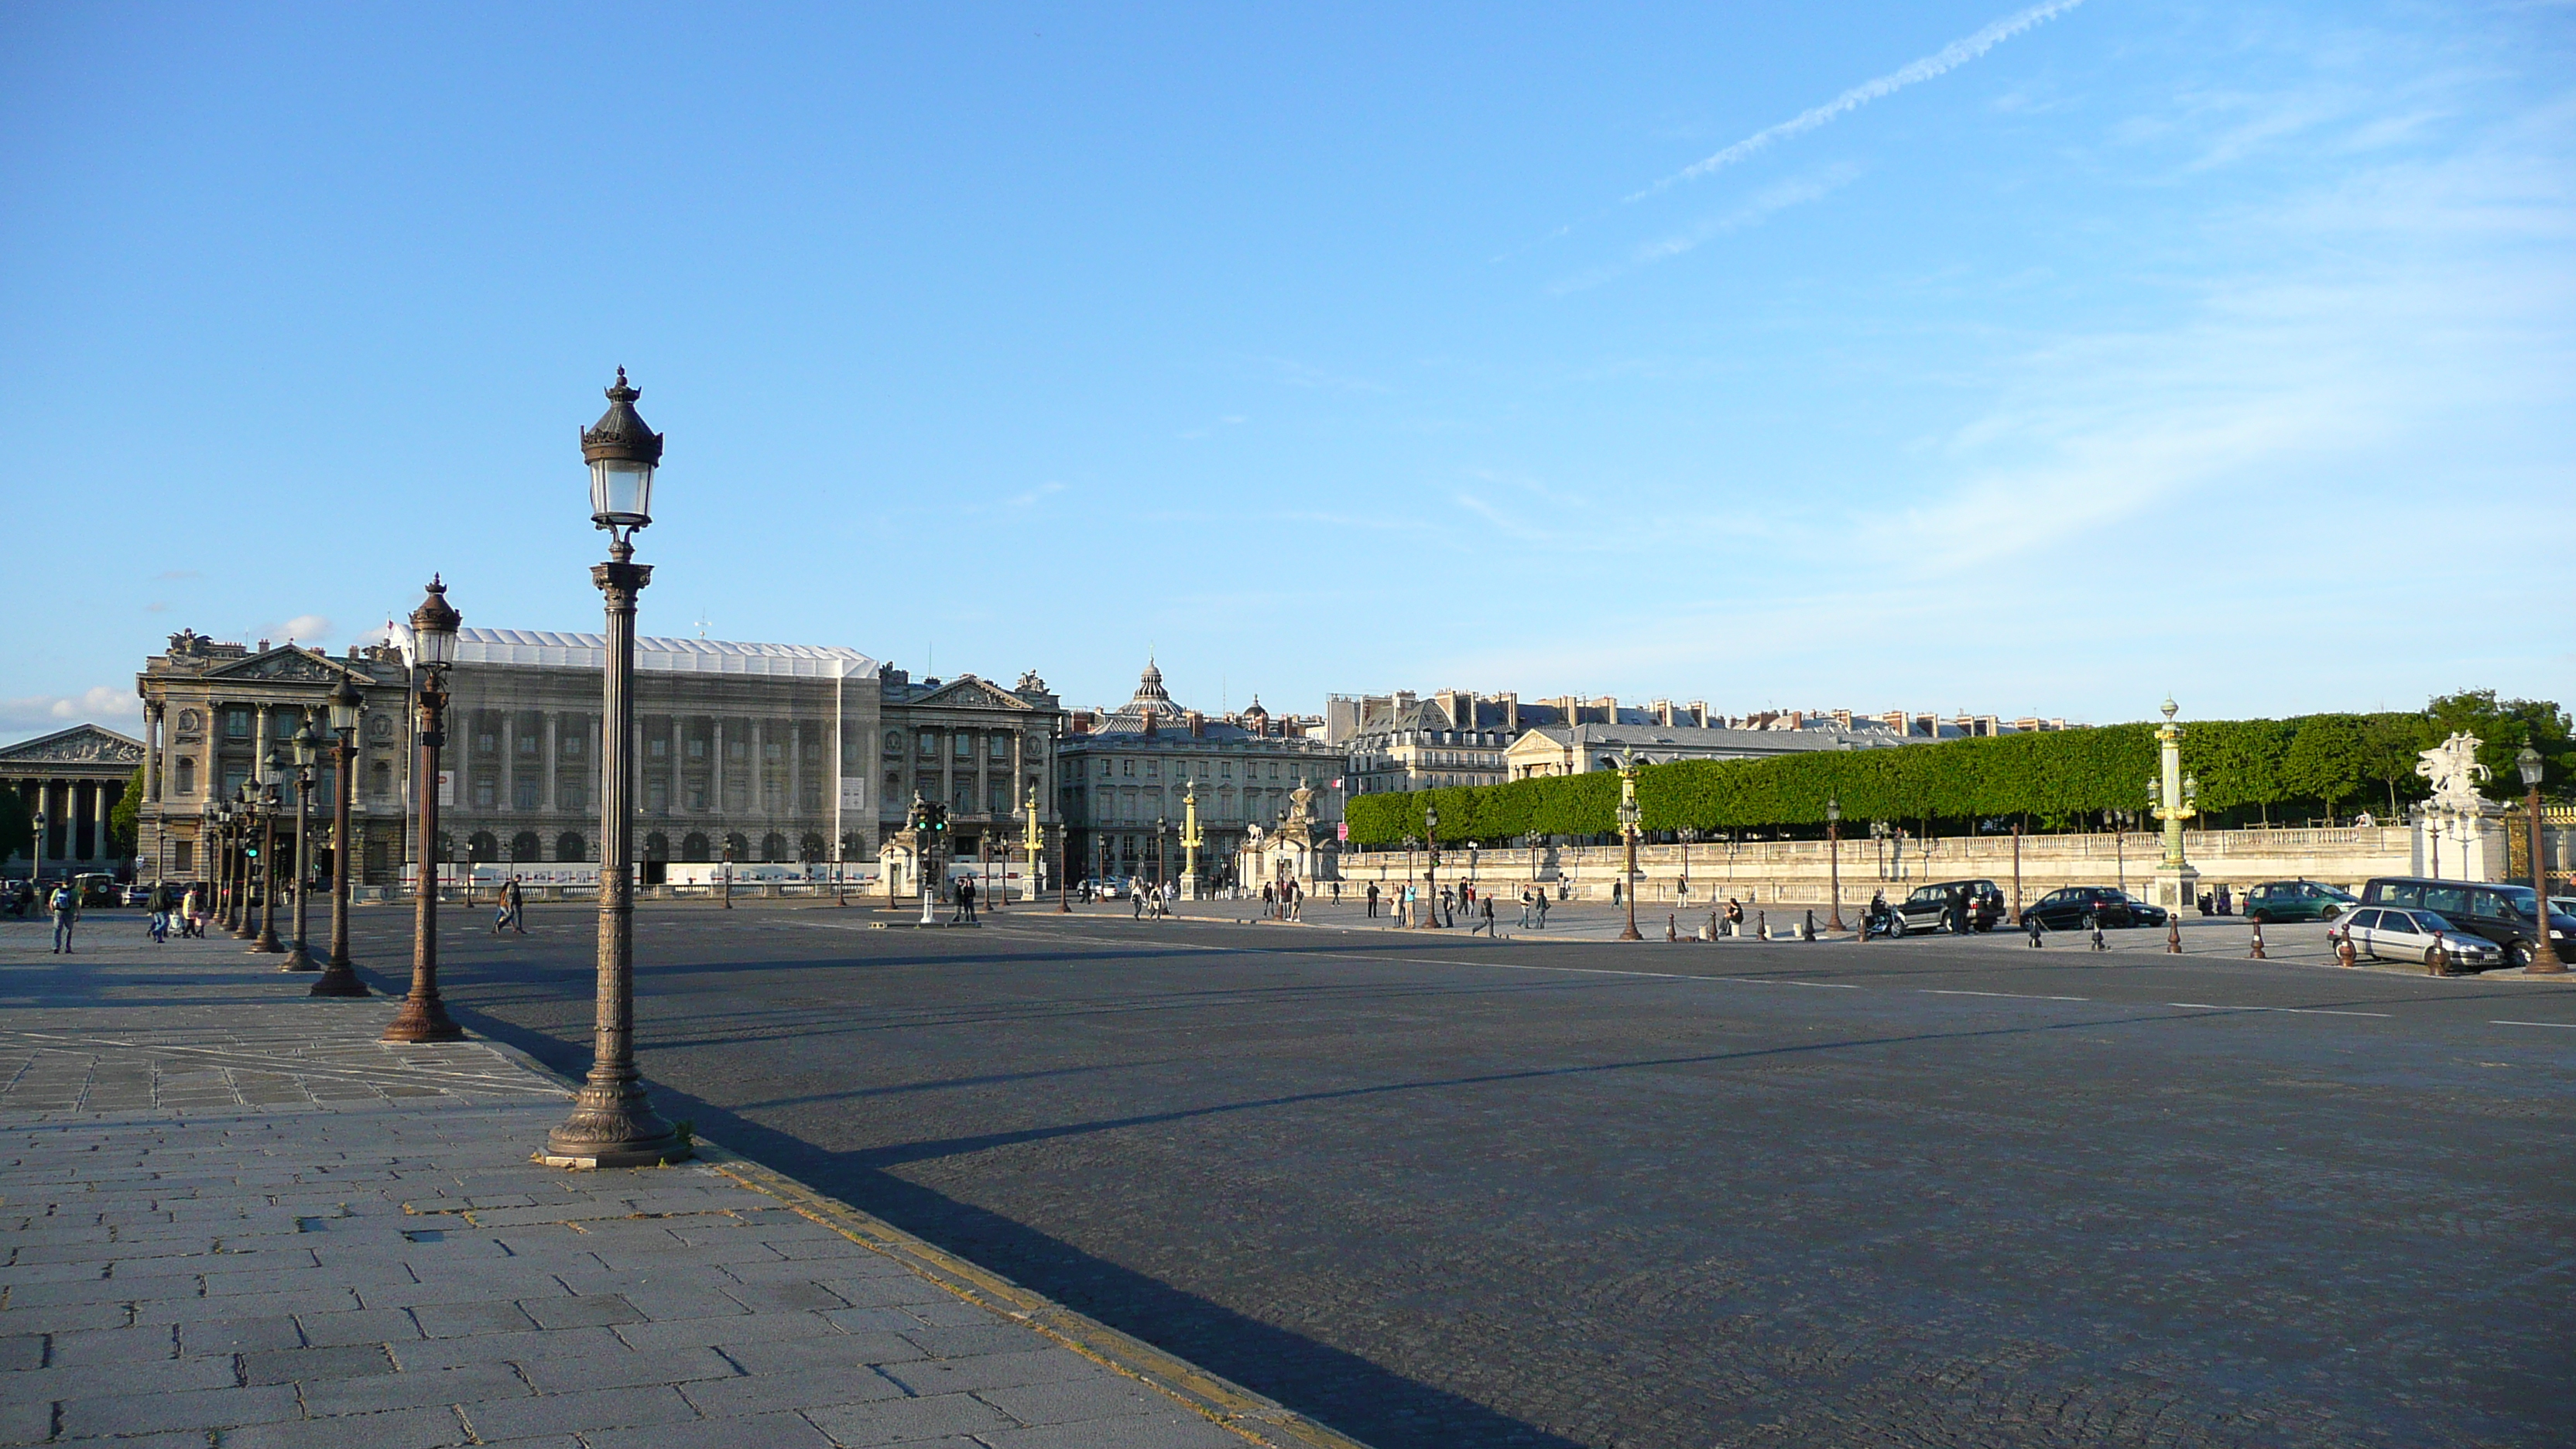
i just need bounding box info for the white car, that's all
[2331,906,2502,971]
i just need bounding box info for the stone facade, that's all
[875,667,1067,865]
[2,723,147,880]
[133,632,409,887]
[1059,664,1342,889]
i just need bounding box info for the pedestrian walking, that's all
[1288,882,1303,921]
[1475,894,1495,936]
[1611,878,1622,908]
[1132,881,1145,918]
[1518,886,1533,929]
[181,883,206,938]
[50,881,79,954]
[1366,882,1379,918]
[146,881,173,944]
[1399,882,1416,927]
[957,875,978,923]
[495,875,526,934]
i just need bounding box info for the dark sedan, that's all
[2023,886,2146,930]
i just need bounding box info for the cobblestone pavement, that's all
[344,896,2576,1449]
[0,920,1346,1449]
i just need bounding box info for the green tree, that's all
[2281,714,2367,824]
[2358,713,2433,816]
[2425,690,2571,800]
[108,766,143,862]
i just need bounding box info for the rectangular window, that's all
[474,779,496,807]
[226,709,250,738]
[174,841,195,872]
[688,737,706,760]
[514,779,540,810]
[954,735,973,758]
[1146,760,1158,778]
[649,738,667,759]
[647,779,668,814]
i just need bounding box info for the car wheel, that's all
[1889,915,1908,937]
[2321,904,2343,921]
[2506,939,2533,969]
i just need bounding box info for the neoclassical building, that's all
[133,624,1064,887]
[2,723,147,880]
[1057,663,1343,888]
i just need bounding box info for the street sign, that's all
[1336,822,1348,842]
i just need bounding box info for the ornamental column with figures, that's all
[2147,697,2201,914]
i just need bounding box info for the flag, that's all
[1331,777,1343,790]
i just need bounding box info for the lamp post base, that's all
[310,959,370,997]
[251,929,283,954]
[544,1094,689,1170]
[279,945,318,972]
[382,996,465,1043]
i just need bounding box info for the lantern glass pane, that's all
[591,457,655,527]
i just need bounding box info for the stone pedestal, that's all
[2410,810,2506,882]
[2150,865,2201,913]
[1180,870,1201,901]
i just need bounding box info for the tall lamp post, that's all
[2519,745,2564,974]
[223,795,249,936]
[279,716,323,971]
[547,369,687,1169]
[1615,753,1643,941]
[1420,803,1441,929]
[1824,796,1845,932]
[25,807,39,889]
[1179,783,1203,900]
[251,751,286,954]
[384,579,467,1043]
[315,680,368,996]
[1025,783,1047,909]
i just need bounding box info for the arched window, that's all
[841,831,865,859]
[468,832,498,862]
[724,831,749,861]
[433,831,454,860]
[799,832,826,861]
[644,832,670,862]
[510,831,543,863]
[556,831,586,862]
[759,831,788,862]
[681,832,711,863]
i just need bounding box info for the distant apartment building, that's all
[1330,689,2075,793]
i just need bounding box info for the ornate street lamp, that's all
[222,793,249,936]
[1824,796,1845,933]
[313,679,368,996]
[1615,754,1643,941]
[2518,745,2564,974]
[251,748,286,954]
[1420,803,1442,929]
[385,577,466,1043]
[279,715,324,972]
[546,371,686,1169]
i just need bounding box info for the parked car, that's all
[2329,906,2504,971]
[2243,879,2356,923]
[2021,886,2144,931]
[2115,891,2171,928]
[1887,879,2005,935]
[2357,877,2576,970]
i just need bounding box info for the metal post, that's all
[384,625,464,1043]
[252,784,283,953]
[315,718,367,997]
[2529,776,2564,975]
[546,531,684,1168]
[1827,817,1845,933]
[281,736,318,971]
[2009,822,2023,927]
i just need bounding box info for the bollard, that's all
[2249,922,2266,960]
[1706,910,1718,942]
[1756,909,1766,940]
[2335,935,2358,968]
[1804,909,1816,942]
[2166,922,2182,954]
[1667,913,1677,942]
[2427,933,2449,977]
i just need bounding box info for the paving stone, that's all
[516,1342,738,1393]
[975,1416,1247,1448]
[293,1305,421,1347]
[718,1280,851,1314]
[296,1362,529,1416]
[409,1299,540,1338]
[0,1334,42,1372]
[41,1323,177,1365]
[876,1349,1107,1398]
[0,1399,55,1447]
[455,1381,701,1440]
[238,1341,398,1385]
[715,1331,928,1375]
[55,1382,303,1437]
[680,1361,909,1416]
[518,1292,643,1329]
[614,1310,841,1351]
[581,1410,837,1449]
[803,1390,1019,1445]
[5,1351,240,1401]
[214,1405,470,1449]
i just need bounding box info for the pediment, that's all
[202,646,373,686]
[0,724,146,766]
[913,676,1033,712]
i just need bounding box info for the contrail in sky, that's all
[1624,0,2085,204]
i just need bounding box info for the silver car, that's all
[2333,906,2503,970]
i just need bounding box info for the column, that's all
[144,702,163,802]
[543,713,560,825]
[670,717,685,812]
[92,780,109,864]
[712,719,726,821]
[253,705,272,786]
[499,712,516,813]
[789,721,803,840]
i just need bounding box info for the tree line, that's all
[1344,692,2568,848]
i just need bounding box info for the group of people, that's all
[19,879,216,954]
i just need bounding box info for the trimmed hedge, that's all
[1345,711,2459,847]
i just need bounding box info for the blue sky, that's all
[4,1,2569,745]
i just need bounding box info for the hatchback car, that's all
[2022,886,2142,931]
[2330,906,2503,971]
[1887,879,2005,935]
[2243,879,2357,923]
[2358,877,2576,970]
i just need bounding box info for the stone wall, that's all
[1333,824,2563,908]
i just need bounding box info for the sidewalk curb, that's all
[465,1033,1368,1449]
[697,1144,1372,1449]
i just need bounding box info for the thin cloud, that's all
[1002,481,1067,509]
[1625,0,2086,203]
[1,686,136,733]
[1553,165,1859,293]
